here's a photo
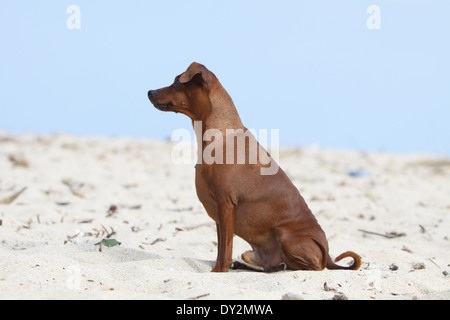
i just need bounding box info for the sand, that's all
[0,133,449,300]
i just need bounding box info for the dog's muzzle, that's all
[148,90,173,111]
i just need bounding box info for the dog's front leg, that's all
[211,199,235,272]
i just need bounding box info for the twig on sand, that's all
[0,187,27,204]
[184,222,216,231]
[62,179,85,198]
[188,293,210,300]
[358,229,405,239]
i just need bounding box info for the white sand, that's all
[0,133,449,300]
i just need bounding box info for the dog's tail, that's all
[326,251,361,270]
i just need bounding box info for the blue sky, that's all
[1,1,449,155]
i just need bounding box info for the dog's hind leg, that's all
[280,236,327,271]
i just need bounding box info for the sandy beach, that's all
[0,133,449,300]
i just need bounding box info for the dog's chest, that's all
[194,165,219,222]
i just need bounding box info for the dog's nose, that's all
[148,90,157,99]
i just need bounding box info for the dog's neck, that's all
[192,81,245,155]
[204,82,244,131]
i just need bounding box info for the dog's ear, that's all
[179,62,213,85]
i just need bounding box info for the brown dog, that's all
[148,62,361,272]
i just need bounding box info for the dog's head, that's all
[148,62,214,120]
